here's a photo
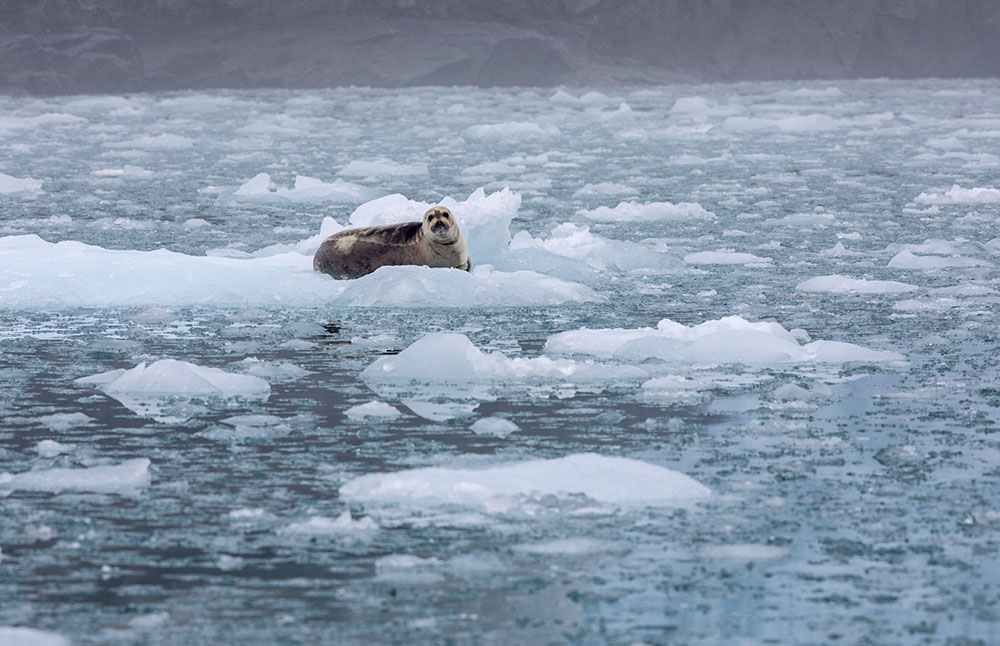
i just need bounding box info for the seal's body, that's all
[313,206,471,280]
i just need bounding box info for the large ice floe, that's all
[0,188,604,308]
[75,359,270,423]
[0,458,151,495]
[339,453,710,519]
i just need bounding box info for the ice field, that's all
[2,79,1000,645]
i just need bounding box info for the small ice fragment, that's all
[469,417,519,438]
[282,511,378,534]
[344,401,402,420]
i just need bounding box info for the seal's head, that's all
[422,206,459,244]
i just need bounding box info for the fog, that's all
[1,0,998,94]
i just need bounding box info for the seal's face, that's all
[422,206,459,244]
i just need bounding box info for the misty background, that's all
[1,0,999,94]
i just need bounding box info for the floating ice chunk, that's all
[37,412,94,431]
[508,224,674,273]
[545,316,904,365]
[722,114,841,132]
[229,357,310,382]
[76,359,269,422]
[345,401,402,420]
[230,173,379,204]
[104,133,194,149]
[469,417,519,438]
[80,359,270,399]
[0,172,43,195]
[338,160,428,178]
[684,249,772,265]
[333,264,599,307]
[577,200,714,222]
[282,511,378,534]
[35,440,73,457]
[513,538,615,555]
[573,182,634,197]
[362,333,645,383]
[700,544,789,562]
[887,250,993,269]
[90,165,153,178]
[0,626,70,646]
[640,375,710,401]
[464,122,558,140]
[0,458,150,494]
[0,234,343,308]
[183,218,210,228]
[914,184,1000,204]
[128,612,170,630]
[200,414,291,442]
[341,453,709,512]
[375,554,442,572]
[795,274,919,294]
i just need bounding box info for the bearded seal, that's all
[313,206,471,279]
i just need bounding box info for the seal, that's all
[313,206,471,279]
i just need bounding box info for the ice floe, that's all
[339,453,710,513]
[700,544,789,562]
[76,359,270,423]
[228,172,379,204]
[508,223,676,273]
[38,412,95,431]
[469,417,520,438]
[683,249,772,265]
[795,274,919,294]
[577,200,714,222]
[0,203,597,308]
[0,458,151,494]
[0,172,43,195]
[0,627,70,646]
[914,184,1000,204]
[362,333,646,383]
[281,511,378,535]
[544,316,904,365]
[345,401,402,421]
[337,160,428,178]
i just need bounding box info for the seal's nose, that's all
[431,220,447,233]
